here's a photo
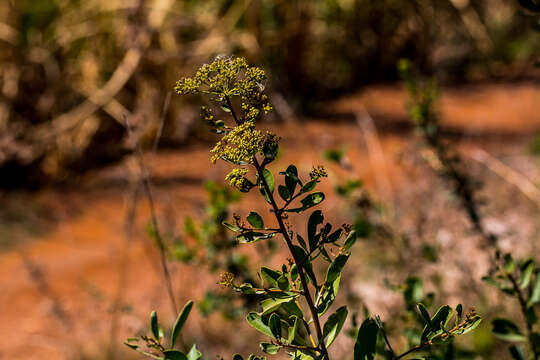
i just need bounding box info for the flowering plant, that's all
[126,57,480,360]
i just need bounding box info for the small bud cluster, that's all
[218,271,235,288]
[310,165,328,180]
[225,168,249,189]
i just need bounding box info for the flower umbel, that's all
[211,121,265,165]
[174,56,272,123]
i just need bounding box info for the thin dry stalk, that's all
[469,148,540,206]
[124,115,178,316]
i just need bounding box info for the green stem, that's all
[393,341,431,360]
[253,158,330,359]
[224,94,329,359]
[506,272,539,360]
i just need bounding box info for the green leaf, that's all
[323,148,345,164]
[280,299,303,318]
[261,296,297,315]
[308,210,323,251]
[421,305,453,342]
[404,277,423,307]
[150,311,160,340]
[171,300,193,347]
[519,259,535,288]
[222,221,241,232]
[292,245,308,265]
[288,316,300,344]
[455,315,482,335]
[455,304,463,325]
[304,261,318,286]
[187,344,202,360]
[164,350,188,360]
[263,169,274,193]
[260,342,281,354]
[297,234,308,251]
[269,313,282,339]
[354,318,378,360]
[504,253,516,273]
[343,230,357,252]
[261,267,282,288]
[528,271,540,307]
[285,165,299,196]
[237,231,276,243]
[509,345,526,360]
[326,229,343,244]
[287,192,325,213]
[247,212,264,229]
[317,254,349,316]
[246,312,273,337]
[259,169,274,203]
[336,179,363,196]
[247,355,267,360]
[124,341,139,350]
[527,307,538,325]
[417,303,432,329]
[301,180,317,193]
[323,306,348,347]
[278,185,290,201]
[492,318,526,342]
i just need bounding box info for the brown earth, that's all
[0,83,539,359]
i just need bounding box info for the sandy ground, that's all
[0,83,539,359]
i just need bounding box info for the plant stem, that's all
[253,158,330,359]
[394,341,431,360]
[507,272,539,360]
[224,94,329,359]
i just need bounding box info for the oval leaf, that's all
[171,300,194,347]
[269,313,282,339]
[323,306,348,347]
[247,212,264,229]
[150,311,160,340]
[164,350,188,360]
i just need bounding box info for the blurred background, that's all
[0,0,539,359]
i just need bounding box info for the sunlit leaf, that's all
[323,306,348,347]
[171,300,193,347]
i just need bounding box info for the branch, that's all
[29,0,173,142]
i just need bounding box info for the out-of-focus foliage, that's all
[173,180,276,319]
[0,0,538,187]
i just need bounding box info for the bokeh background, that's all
[0,0,539,359]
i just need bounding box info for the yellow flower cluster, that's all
[310,165,328,180]
[174,56,272,123]
[225,168,248,189]
[210,121,265,164]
